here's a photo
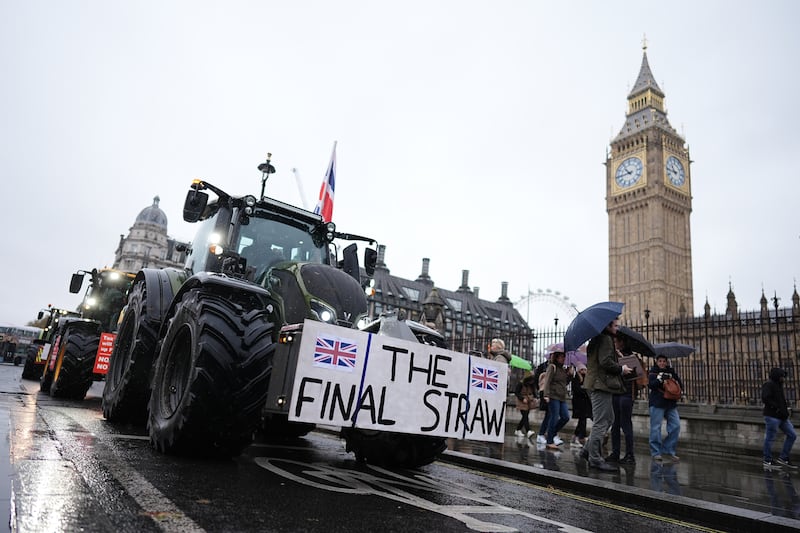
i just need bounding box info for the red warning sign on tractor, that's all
[93,332,116,374]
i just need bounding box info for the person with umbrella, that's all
[541,350,572,450]
[608,334,638,465]
[648,354,684,463]
[582,318,634,471]
[569,362,592,447]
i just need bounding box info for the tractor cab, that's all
[70,268,136,331]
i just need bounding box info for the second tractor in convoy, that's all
[39,268,135,399]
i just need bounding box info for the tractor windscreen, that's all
[81,272,131,330]
[236,215,328,282]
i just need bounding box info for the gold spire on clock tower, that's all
[606,44,694,323]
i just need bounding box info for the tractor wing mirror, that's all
[341,243,359,282]
[183,190,209,222]
[69,273,85,294]
[364,248,377,277]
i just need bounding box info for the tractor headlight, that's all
[243,195,256,215]
[309,300,336,323]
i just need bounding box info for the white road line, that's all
[37,408,206,533]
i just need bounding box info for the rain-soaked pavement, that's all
[2,358,800,531]
[446,424,800,523]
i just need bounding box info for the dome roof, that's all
[136,196,168,228]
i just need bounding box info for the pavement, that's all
[439,431,800,533]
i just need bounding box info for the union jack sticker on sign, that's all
[313,335,358,371]
[470,364,499,392]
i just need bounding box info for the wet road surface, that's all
[0,361,792,532]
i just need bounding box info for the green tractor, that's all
[22,306,80,380]
[39,268,136,399]
[102,156,448,467]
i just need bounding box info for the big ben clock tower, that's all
[607,42,694,322]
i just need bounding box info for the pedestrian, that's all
[582,319,633,471]
[570,362,592,447]
[762,367,798,469]
[514,372,537,439]
[648,354,683,463]
[533,358,552,444]
[488,338,511,364]
[608,335,637,464]
[542,351,572,450]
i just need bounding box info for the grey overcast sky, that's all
[1,1,798,328]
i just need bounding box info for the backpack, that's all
[533,361,549,393]
[663,378,682,401]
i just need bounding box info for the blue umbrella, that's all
[563,301,625,352]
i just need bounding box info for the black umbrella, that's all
[653,342,695,358]
[617,325,656,358]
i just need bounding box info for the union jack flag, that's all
[313,335,357,370]
[313,142,336,222]
[471,364,499,392]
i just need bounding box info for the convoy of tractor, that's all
[14,155,499,469]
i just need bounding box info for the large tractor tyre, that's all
[341,428,447,469]
[148,289,275,458]
[259,412,315,440]
[49,330,98,400]
[102,281,159,424]
[21,355,42,380]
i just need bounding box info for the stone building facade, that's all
[112,196,189,273]
[367,245,533,359]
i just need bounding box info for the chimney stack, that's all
[416,258,433,285]
[497,281,511,303]
[457,270,472,293]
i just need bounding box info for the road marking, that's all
[444,462,723,533]
[34,407,206,533]
[256,457,591,533]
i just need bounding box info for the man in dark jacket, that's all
[583,319,632,471]
[762,368,797,469]
[648,355,683,463]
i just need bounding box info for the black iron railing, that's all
[446,309,800,408]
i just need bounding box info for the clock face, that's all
[665,156,685,186]
[615,157,643,188]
